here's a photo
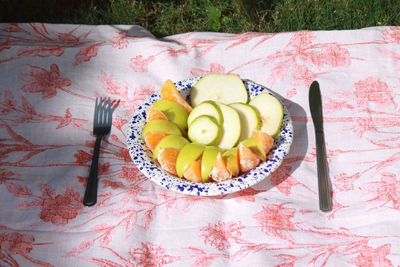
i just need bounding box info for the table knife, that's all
[309,81,332,212]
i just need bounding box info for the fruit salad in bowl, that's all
[126,74,293,196]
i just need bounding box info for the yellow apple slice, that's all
[201,146,221,182]
[176,143,205,178]
[191,73,248,106]
[249,93,283,137]
[215,103,241,150]
[230,102,261,142]
[152,100,189,133]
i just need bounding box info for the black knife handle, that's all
[315,131,332,212]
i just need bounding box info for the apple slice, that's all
[222,147,240,177]
[153,135,189,160]
[188,115,221,145]
[191,73,248,106]
[249,93,283,137]
[215,103,241,150]
[230,103,261,142]
[141,120,182,140]
[201,146,221,182]
[241,138,266,161]
[176,143,205,178]
[152,100,189,133]
[187,100,223,126]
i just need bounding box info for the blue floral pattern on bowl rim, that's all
[126,77,293,196]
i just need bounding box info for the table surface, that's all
[1,23,400,266]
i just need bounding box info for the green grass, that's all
[1,0,399,37]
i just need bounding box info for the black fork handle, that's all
[83,136,102,206]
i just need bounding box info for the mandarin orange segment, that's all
[157,147,180,176]
[238,143,260,173]
[183,159,203,183]
[146,106,168,122]
[160,79,193,113]
[144,131,170,151]
[251,129,274,154]
[210,152,232,182]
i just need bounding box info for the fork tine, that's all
[107,97,112,125]
[99,97,105,125]
[94,97,99,126]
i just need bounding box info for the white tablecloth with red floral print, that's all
[1,23,400,267]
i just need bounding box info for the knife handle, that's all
[315,131,332,212]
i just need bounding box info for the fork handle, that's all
[83,136,102,206]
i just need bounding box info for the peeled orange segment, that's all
[153,135,189,160]
[183,159,203,183]
[144,131,170,151]
[176,143,205,178]
[146,106,168,122]
[160,79,192,113]
[222,148,240,177]
[210,152,232,182]
[238,143,260,173]
[157,147,180,176]
[251,129,274,155]
[240,138,266,161]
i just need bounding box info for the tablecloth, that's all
[1,23,400,266]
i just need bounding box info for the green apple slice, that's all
[249,93,283,137]
[201,146,221,182]
[222,147,239,177]
[191,73,248,106]
[187,100,223,126]
[141,120,182,139]
[152,100,188,133]
[153,135,189,160]
[215,103,241,150]
[176,143,205,178]
[241,138,266,161]
[230,103,261,142]
[188,115,221,145]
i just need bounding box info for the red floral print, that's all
[354,77,394,111]
[0,232,34,255]
[382,26,400,43]
[253,203,296,241]
[232,187,258,202]
[190,63,226,76]
[350,117,377,137]
[349,244,394,267]
[39,185,83,225]
[16,46,64,58]
[99,70,156,114]
[265,31,351,86]
[130,55,155,72]
[200,221,244,250]
[99,70,127,95]
[111,31,130,49]
[73,43,102,66]
[270,165,298,195]
[333,172,360,192]
[74,149,92,165]
[20,64,71,99]
[359,172,400,209]
[129,242,174,267]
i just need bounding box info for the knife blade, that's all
[309,81,332,212]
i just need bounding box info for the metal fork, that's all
[83,97,112,206]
